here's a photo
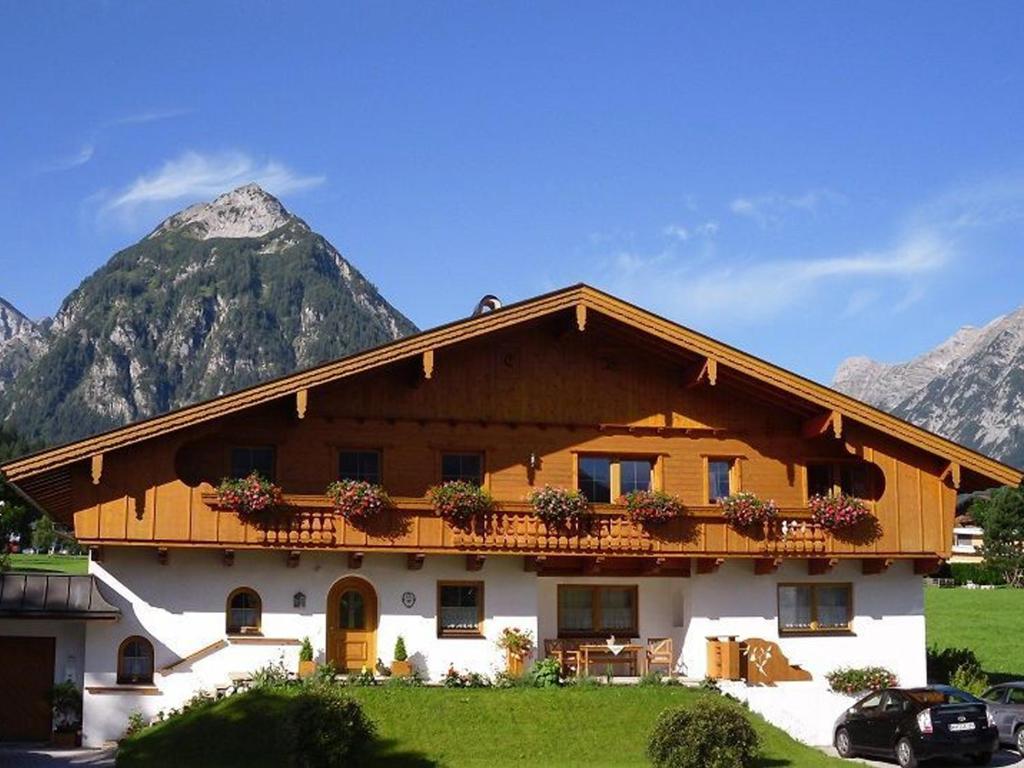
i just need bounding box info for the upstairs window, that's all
[806,462,871,499]
[226,588,262,635]
[778,583,852,634]
[707,458,738,503]
[441,453,484,485]
[576,456,654,503]
[117,636,154,685]
[231,446,276,481]
[437,581,484,637]
[339,450,381,484]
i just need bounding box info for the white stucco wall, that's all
[79,549,927,747]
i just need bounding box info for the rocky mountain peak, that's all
[0,298,35,342]
[147,183,306,241]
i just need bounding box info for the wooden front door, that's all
[0,636,55,741]
[326,577,377,672]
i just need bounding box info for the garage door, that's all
[0,636,55,742]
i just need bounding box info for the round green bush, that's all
[286,685,376,768]
[647,697,760,768]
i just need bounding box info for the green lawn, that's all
[926,585,1024,682]
[117,686,844,768]
[4,553,88,574]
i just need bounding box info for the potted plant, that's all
[49,681,82,748]
[809,492,871,531]
[527,486,591,528]
[428,481,493,528]
[391,635,412,677]
[622,489,685,525]
[326,479,391,525]
[215,472,284,524]
[496,627,534,676]
[719,492,778,529]
[298,637,317,678]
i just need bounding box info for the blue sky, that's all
[2,2,1023,383]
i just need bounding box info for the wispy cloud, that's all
[663,219,718,242]
[42,144,95,173]
[103,150,325,214]
[104,108,193,128]
[730,189,844,228]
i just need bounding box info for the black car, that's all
[980,681,1024,753]
[833,686,998,767]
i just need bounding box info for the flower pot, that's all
[298,660,317,679]
[52,731,81,749]
[390,660,412,678]
[506,651,525,677]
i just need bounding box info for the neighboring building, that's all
[950,524,985,564]
[1,284,1020,747]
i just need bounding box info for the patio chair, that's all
[645,638,674,677]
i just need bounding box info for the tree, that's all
[0,426,35,568]
[972,483,1024,587]
[31,515,58,553]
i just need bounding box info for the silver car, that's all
[980,682,1024,753]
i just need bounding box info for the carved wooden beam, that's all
[754,557,782,575]
[683,357,718,388]
[802,410,843,439]
[90,453,104,485]
[407,553,425,570]
[575,303,587,332]
[914,557,944,575]
[862,558,893,575]
[287,550,301,569]
[348,551,364,570]
[422,349,435,380]
[524,555,547,573]
[222,549,235,567]
[807,557,838,576]
[940,461,961,490]
[696,557,724,574]
[466,554,486,572]
[296,389,309,419]
[157,547,169,566]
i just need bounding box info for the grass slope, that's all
[117,686,843,768]
[5,553,88,574]
[926,585,1024,682]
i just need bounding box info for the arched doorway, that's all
[326,576,378,672]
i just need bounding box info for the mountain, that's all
[834,307,1024,469]
[0,184,417,446]
[0,298,46,396]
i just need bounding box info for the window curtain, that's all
[778,586,813,629]
[559,587,593,632]
[600,588,634,632]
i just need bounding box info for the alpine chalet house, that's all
[2,285,1020,747]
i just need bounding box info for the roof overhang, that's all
[0,573,120,621]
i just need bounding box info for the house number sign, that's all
[401,591,416,608]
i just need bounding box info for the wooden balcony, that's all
[192,494,896,560]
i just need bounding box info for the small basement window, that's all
[230,446,276,481]
[117,636,154,685]
[778,583,852,634]
[226,587,262,635]
[437,581,484,637]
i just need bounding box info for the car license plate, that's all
[948,722,976,732]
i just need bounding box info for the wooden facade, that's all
[4,285,1020,573]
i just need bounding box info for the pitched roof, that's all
[0,573,120,620]
[3,284,1021,505]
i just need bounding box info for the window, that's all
[339,450,381,484]
[441,453,483,485]
[557,585,638,637]
[576,456,654,503]
[117,636,154,685]
[437,581,484,637]
[231,446,276,480]
[1009,688,1024,705]
[339,589,366,630]
[226,588,262,634]
[778,583,852,634]
[707,458,736,503]
[806,462,871,499]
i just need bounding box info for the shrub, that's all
[326,480,391,524]
[428,481,493,527]
[949,562,1004,586]
[529,657,563,688]
[826,666,898,695]
[216,472,284,522]
[310,661,339,686]
[927,645,981,684]
[286,685,376,768]
[346,668,377,687]
[441,665,491,688]
[250,660,292,689]
[495,627,535,658]
[719,493,778,528]
[393,635,408,662]
[647,697,760,768]
[527,486,591,527]
[123,711,147,739]
[383,672,423,688]
[638,671,664,687]
[299,637,314,663]
[809,492,871,530]
[49,681,82,732]
[950,661,989,696]
[623,490,685,525]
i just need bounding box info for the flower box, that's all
[215,472,284,524]
[427,481,493,527]
[527,486,591,528]
[719,492,778,528]
[809,492,871,531]
[326,479,391,525]
[622,490,684,525]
